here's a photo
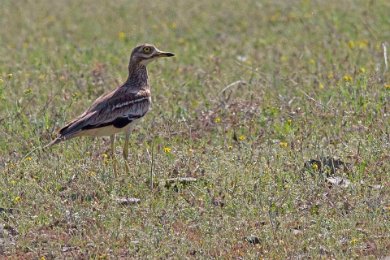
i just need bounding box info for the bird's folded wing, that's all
[83,95,150,129]
[59,90,150,137]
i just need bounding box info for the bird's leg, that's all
[123,132,130,160]
[110,135,117,176]
[123,132,130,174]
[110,135,115,157]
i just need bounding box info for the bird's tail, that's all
[43,136,64,149]
[44,116,87,149]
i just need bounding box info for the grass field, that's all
[0,0,389,258]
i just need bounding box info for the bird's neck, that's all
[126,62,148,89]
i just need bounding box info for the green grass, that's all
[0,0,389,258]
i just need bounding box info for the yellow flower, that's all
[384,84,390,90]
[40,256,46,260]
[25,157,32,161]
[309,59,315,65]
[327,72,334,79]
[350,238,358,245]
[102,153,109,165]
[163,147,171,153]
[13,196,21,204]
[214,117,221,123]
[348,40,368,50]
[227,145,233,150]
[7,73,13,79]
[318,82,324,89]
[348,41,355,49]
[287,119,292,125]
[238,135,246,141]
[312,163,319,171]
[357,40,368,49]
[279,141,288,148]
[343,75,353,82]
[359,67,366,74]
[118,31,126,41]
[10,180,16,185]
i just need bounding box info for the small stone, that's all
[245,235,260,245]
[326,177,351,188]
[292,229,303,235]
[115,197,141,205]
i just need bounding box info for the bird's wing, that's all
[58,87,151,138]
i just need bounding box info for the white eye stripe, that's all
[111,97,149,111]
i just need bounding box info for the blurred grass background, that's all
[0,0,389,258]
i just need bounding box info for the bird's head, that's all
[130,44,174,66]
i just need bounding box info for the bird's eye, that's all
[143,47,152,53]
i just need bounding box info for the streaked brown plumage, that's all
[47,44,174,163]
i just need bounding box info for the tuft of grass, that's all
[0,0,389,258]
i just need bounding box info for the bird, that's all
[46,43,174,167]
